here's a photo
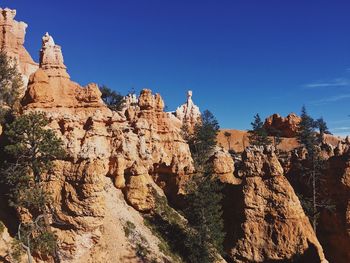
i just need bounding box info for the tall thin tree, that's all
[185,110,225,263]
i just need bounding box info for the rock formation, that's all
[22,80,194,261]
[40,32,70,79]
[264,113,301,138]
[0,8,38,90]
[317,148,350,263]
[0,10,195,261]
[0,6,342,263]
[175,90,201,129]
[227,147,327,262]
[22,33,103,109]
[210,148,241,185]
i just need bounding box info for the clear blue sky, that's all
[4,0,350,136]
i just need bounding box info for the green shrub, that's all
[135,242,150,260]
[143,192,189,262]
[10,239,23,262]
[123,220,136,238]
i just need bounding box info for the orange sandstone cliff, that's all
[2,7,348,263]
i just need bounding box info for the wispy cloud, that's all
[304,78,350,89]
[331,127,350,137]
[329,119,350,124]
[332,127,350,131]
[311,93,350,105]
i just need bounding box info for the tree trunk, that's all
[312,162,317,232]
[26,247,33,263]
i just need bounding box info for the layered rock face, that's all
[16,27,194,262]
[23,33,103,109]
[227,147,327,263]
[40,32,70,79]
[174,90,201,129]
[23,86,193,262]
[0,8,38,89]
[264,113,301,138]
[317,147,350,263]
[210,148,241,185]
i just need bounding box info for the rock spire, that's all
[39,32,70,79]
[0,7,38,89]
[175,90,201,128]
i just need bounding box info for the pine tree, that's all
[0,51,23,122]
[296,106,333,232]
[297,106,317,157]
[99,85,124,111]
[224,131,232,150]
[189,110,220,168]
[315,117,331,143]
[185,175,224,263]
[248,113,272,147]
[1,112,65,261]
[180,121,192,143]
[184,109,225,263]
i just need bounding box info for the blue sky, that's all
[4,0,350,135]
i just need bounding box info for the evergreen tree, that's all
[1,112,65,261]
[189,110,220,168]
[180,121,192,143]
[296,106,333,231]
[315,117,331,143]
[297,106,318,230]
[99,85,124,111]
[273,129,282,149]
[297,106,317,157]
[185,175,224,263]
[248,113,272,147]
[184,110,225,263]
[224,131,232,150]
[0,51,23,122]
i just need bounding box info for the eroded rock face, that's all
[0,7,38,90]
[0,7,339,263]
[8,22,195,260]
[22,33,103,109]
[228,147,327,263]
[264,113,301,138]
[318,149,350,263]
[40,32,70,79]
[22,81,194,260]
[210,148,241,185]
[20,43,194,258]
[175,90,201,129]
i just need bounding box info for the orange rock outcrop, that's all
[0,8,38,90]
[11,15,194,261]
[227,147,328,262]
[264,113,301,138]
